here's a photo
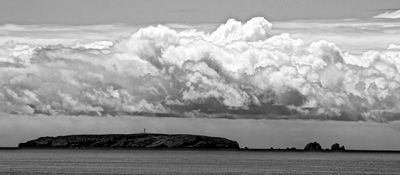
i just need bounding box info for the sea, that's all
[0,149,399,175]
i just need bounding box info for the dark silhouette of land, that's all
[18,133,240,149]
[242,142,400,153]
[4,134,399,153]
[259,142,345,152]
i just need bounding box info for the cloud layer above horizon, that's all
[2,17,400,122]
[374,9,400,19]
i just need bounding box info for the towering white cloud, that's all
[1,17,400,122]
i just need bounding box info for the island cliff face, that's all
[18,133,240,149]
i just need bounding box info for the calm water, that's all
[0,150,400,175]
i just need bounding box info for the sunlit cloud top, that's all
[1,17,400,122]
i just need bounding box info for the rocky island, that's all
[303,142,346,152]
[18,133,240,149]
[18,134,349,152]
[304,142,324,151]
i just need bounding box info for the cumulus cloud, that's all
[374,9,400,19]
[1,17,400,122]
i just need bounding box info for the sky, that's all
[1,0,400,24]
[1,0,400,149]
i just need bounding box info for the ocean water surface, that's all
[0,150,399,175]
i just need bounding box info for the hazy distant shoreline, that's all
[9,133,400,153]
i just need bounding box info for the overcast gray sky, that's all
[1,0,400,25]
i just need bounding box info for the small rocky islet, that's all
[304,142,346,152]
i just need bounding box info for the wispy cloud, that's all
[374,9,400,19]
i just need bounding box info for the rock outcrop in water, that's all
[304,142,323,151]
[18,133,240,149]
[330,143,345,151]
[303,142,346,152]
